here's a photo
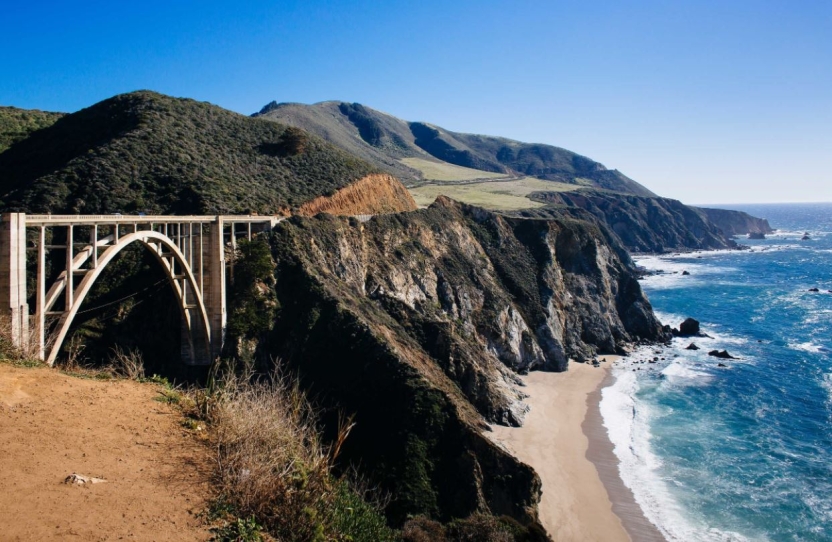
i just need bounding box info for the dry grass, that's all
[401,157,508,181]
[109,345,145,379]
[198,370,394,541]
[408,177,577,210]
[0,315,52,366]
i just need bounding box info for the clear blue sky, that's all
[2,0,830,204]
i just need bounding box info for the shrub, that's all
[401,514,548,542]
[109,345,145,379]
[204,371,394,541]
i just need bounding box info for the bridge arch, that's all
[45,230,212,367]
[1,213,280,367]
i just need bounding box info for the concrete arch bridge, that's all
[0,213,281,366]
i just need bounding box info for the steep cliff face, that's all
[696,206,774,237]
[526,191,737,252]
[296,173,417,216]
[259,197,665,525]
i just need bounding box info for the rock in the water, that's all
[801,233,811,240]
[717,363,727,367]
[686,343,700,350]
[809,288,820,292]
[708,349,736,359]
[747,232,766,240]
[682,270,690,276]
[674,317,701,337]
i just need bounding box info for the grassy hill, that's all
[0,106,64,154]
[255,100,657,197]
[0,92,383,214]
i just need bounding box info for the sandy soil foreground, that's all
[489,359,632,542]
[0,363,211,541]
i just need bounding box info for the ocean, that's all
[601,203,832,541]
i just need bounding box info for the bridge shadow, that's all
[44,243,210,384]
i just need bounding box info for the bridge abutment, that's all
[0,213,29,352]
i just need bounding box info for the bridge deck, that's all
[24,214,283,226]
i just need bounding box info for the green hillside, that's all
[0,106,64,154]
[0,92,380,214]
[255,100,656,197]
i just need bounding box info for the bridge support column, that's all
[0,213,29,352]
[204,218,227,361]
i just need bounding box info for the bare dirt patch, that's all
[0,363,211,541]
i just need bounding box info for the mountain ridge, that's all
[254,100,657,197]
[0,92,415,216]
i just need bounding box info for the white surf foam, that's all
[660,362,714,383]
[787,341,828,354]
[601,365,760,541]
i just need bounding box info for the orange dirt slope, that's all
[0,363,212,541]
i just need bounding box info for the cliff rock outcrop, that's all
[696,207,774,237]
[525,191,738,252]
[257,197,666,525]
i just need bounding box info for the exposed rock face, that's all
[709,349,736,359]
[296,173,417,216]
[260,197,666,525]
[677,318,701,336]
[696,207,774,237]
[523,191,737,252]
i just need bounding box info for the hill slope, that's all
[0,106,64,154]
[0,92,415,215]
[255,101,657,197]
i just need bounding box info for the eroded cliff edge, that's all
[248,197,666,525]
[524,190,770,252]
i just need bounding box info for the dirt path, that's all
[0,363,212,541]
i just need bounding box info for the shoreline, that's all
[585,364,667,542]
[487,359,665,541]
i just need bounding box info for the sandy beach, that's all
[489,359,664,542]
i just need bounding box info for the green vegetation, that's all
[408,177,577,210]
[196,371,396,542]
[0,91,380,214]
[0,106,64,154]
[258,99,656,196]
[402,514,548,541]
[210,515,264,542]
[401,157,507,182]
[226,239,277,342]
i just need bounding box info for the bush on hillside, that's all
[202,371,395,542]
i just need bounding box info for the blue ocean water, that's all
[601,203,832,542]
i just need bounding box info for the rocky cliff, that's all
[695,206,774,237]
[525,190,740,252]
[251,197,666,525]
